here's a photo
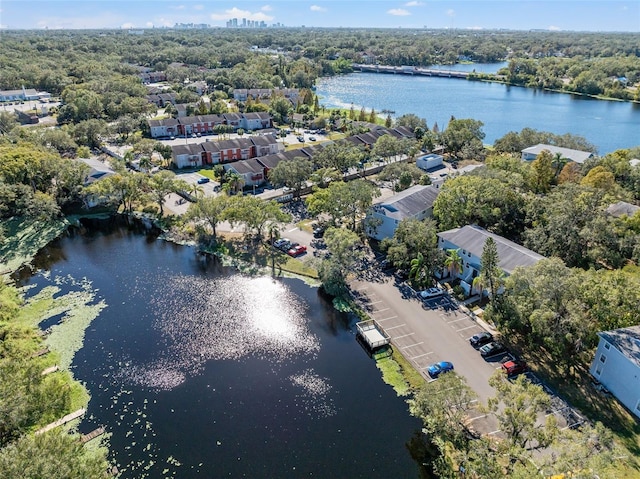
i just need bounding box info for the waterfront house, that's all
[590,326,640,419]
[521,144,594,164]
[365,185,440,241]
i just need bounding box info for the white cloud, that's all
[548,25,561,31]
[310,5,327,12]
[169,5,186,10]
[261,5,272,12]
[387,8,410,16]
[193,5,205,11]
[404,1,424,6]
[446,9,456,17]
[211,7,273,21]
[146,21,154,27]
[121,22,136,29]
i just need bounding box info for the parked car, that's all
[479,342,507,358]
[273,238,289,249]
[502,359,528,376]
[197,177,210,184]
[309,136,316,141]
[313,227,325,238]
[275,239,293,251]
[287,245,307,257]
[469,331,494,347]
[427,361,454,378]
[418,287,445,300]
[297,136,304,142]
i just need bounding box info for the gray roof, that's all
[437,225,545,274]
[78,158,115,184]
[250,135,276,146]
[521,144,594,164]
[374,185,439,220]
[172,144,200,156]
[226,158,263,174]
[606,201,640,218]
[256,153,285,169]
[599,326,640,368]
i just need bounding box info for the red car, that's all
[287,245,307,257]
[502,359,528,376]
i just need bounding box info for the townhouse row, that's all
[148,112,273,139]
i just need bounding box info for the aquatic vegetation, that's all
[21,277,106,370]
[375,356,412,396]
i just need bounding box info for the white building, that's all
[437,225,545,295]
[365,185,439,241]
[590,326,640,419]
[416,153,444,172]
[521,144,594,164]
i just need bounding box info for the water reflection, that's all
[119,274,319,391]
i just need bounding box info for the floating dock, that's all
[356,320,391,350]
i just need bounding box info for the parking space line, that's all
[409,352,433,360]
[399,341,423,349]
[487,429,502,435]
[384,324,406,331]
[393,332,415,340]
[456,325,478,332]
[372,308,390,313]
[447,317,467,323]
[368,300,383,305]
[376,315,398,322]
[468,414,488,421]
[287,227,298,232]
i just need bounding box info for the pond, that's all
[19,220,424,478]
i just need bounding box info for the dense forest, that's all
[1,28,639,104]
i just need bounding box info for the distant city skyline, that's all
[0,1,638,32]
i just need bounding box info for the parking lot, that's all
[350,271,588,437]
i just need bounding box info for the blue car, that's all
[427,361,454,378]
[197,177,210,184]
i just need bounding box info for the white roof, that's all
[521,144,594,164]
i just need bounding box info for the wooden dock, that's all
[356,319,391,350]
[81,426,105,443]
[41,365,59,375]
[35,408,86,435]
[32,347,50,358]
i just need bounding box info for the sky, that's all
[0,1,638,32]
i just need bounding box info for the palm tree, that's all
[409,252,429,288]
[225,171,245,195]
[444,249,463,279]
[552,152,569,180]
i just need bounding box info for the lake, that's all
[315,66,640,155]
[20,221,424,479]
